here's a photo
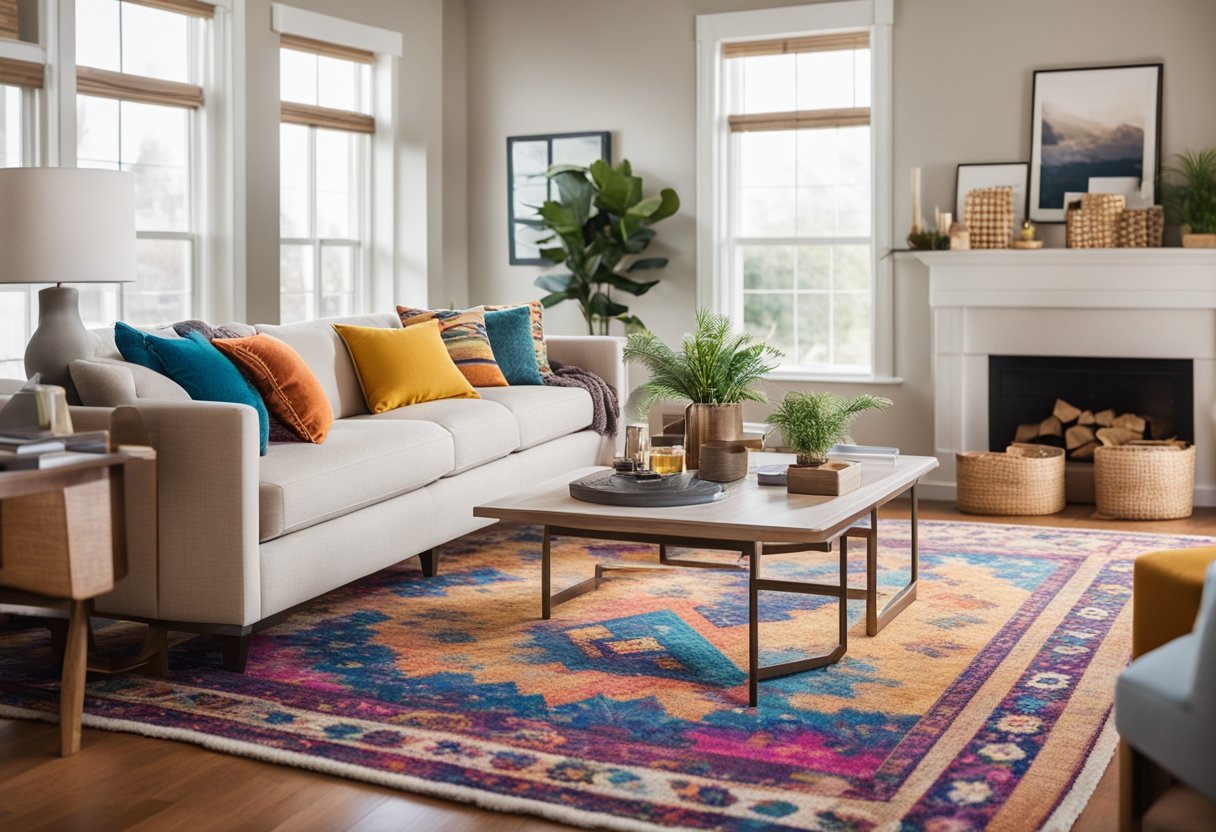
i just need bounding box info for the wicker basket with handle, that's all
[1094,444,1195,520]
[956,443,1065,515]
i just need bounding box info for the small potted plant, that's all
[766,392,892,495]
[1164,148,1216,247]
[624,309,782,469]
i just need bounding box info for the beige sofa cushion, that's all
[474,386,592,450]
[256,312,401,420]
[70,357,191,406]
[258,419,454,541]
[89,322,256,360]
[353,398,520,475]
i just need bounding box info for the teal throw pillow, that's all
[485,305,544,385]
[114,322,167,373]
[144,330,270,455]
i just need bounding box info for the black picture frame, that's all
[1028,63,1163,223]
[955,162,1029,233]
[506,131,612,265]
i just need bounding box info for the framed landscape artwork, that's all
[1028,64,1162,222]
[507,131,612,265]
[956,162,1029,233]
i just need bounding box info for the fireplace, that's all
[988,355,1194,456]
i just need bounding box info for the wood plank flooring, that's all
[4,501,1212,831]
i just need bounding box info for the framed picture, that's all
[507,131,612,265]
[1028,64,1162,222]
[956,162,1029,234]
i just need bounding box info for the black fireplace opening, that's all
[988,355,1194,457]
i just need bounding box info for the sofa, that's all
[61,312,624,670]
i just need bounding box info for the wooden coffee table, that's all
[475,453,938,706]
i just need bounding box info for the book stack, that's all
[0,430,110,471]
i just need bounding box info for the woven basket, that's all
[956,444,1065,515]
[1094,444,1195,520]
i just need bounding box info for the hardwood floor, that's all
[4,501,1212,831]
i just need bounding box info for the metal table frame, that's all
[539,484,919,707]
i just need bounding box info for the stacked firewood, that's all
[1013,399,1184,461]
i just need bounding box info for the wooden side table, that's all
[0,449,156,755]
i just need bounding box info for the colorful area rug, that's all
[1,521,1210,830]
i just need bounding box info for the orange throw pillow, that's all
[213,334,334,443]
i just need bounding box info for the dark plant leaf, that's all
[627,257,668,272]
[589,292,629,318]
[534,273,573,294]
[538,291,570,307]
[604,273,660,295]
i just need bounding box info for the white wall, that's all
[461,0,1216,453]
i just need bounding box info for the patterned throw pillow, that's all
[396,306,509,388]
[483,301,551,374]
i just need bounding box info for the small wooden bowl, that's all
[698,441,750,482]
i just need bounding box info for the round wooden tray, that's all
[569,470,726,507]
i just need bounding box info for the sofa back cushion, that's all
[91,321,256,361]
[70,357,191,406]
[256,312,400,419]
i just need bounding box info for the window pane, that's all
[743,293,793,356]
[834,245,870,292]
[315,129,354,238]
[797,297,829,366]
[796,186,835,237]
[280,49,318,105]
[739,132,794,188]
[551,135,602,167]
[133,238,191,295]
[833,292,870,368]
[740,245,793,291]
[513,222,546,261]
[280,124,310,237]
[837,184,870,236]
[797,245,830,291]
[796,129,838,187]
[0,290,29,363]
[795,50,855,111]
[1,85,21,167]
[75,0,121,72]
[280,244,314,323]
[73,285,121,330]
[739,187,795,237]
[512,139,548,176]
[122,103,190,231]
[837,126,870,184]
[741,54,795,114]
[120,2,191,83]
[321,244,354,297]
[77,95,121,168]
[317,56,367,113]
[853,50,871,108]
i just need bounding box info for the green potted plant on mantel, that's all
[766,392,892,494]
[527,159,679,335]
[624,309,782,469]
[1165,148,1216,247]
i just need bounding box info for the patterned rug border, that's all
[1041,717,1119,832]
[910,519,1216,542]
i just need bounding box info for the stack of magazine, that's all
[0,430,110,471]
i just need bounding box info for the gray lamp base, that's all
[24,286,95,398]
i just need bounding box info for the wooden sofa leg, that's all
[418,549,440,578]
[219,634,251,673]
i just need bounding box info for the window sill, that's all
[763,370,904,385]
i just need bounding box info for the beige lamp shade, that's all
[0,168,135,285]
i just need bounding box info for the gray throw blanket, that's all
[544,365,620,437]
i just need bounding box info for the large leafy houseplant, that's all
[1165,148,1216,237]
[528,160,679,335]
[766,392,892,466]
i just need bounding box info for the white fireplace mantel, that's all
[913,249,1216,505]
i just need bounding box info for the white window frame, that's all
[272,2,402,319]
[695,0,897,383]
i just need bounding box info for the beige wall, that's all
[461,0,1216,453]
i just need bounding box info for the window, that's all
[73,0,210,328]
[0,54,42,378]
[278,36,373,324]
[697,3,894,380]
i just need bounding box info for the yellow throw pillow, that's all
[333,320,479,413]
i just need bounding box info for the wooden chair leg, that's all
[418,549,440,578]
[59,599,89,756]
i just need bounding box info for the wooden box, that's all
[786,460,861,496]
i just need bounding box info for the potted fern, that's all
[624,309,782,469]
[767,392,892,494]
[1165,148,1216,247]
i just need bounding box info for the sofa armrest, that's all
[545,335,627,405]
[96,400,262,627]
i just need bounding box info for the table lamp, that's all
[0,168,135,390]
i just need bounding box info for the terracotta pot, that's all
[684,403,743,469]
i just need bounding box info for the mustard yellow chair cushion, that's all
[1133,547,1216,658]
[333,320,479,414]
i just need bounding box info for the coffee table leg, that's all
[748,541,760,707]
[542,526,552,620]
[867,484,921,636]
[838,535,849,652]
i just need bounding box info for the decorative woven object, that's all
[1115,205,1164,248]
[1094,444,1195,520]
[1066,193,1125,248]
[697,440,750,483]
[963,187,1014,249]
[956,443,1065,515]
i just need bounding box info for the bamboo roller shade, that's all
[77,66,204,108]
[729,106,869,133]
[722,31,869,59]
[123,0,215,18]
[0,57,43,88]
[280,33,375,64]
[281,101,375,134]
[0,0,17,40]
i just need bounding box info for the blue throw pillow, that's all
[114,322,166,373]
[485,305,544,385]
[144,330,270,455]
